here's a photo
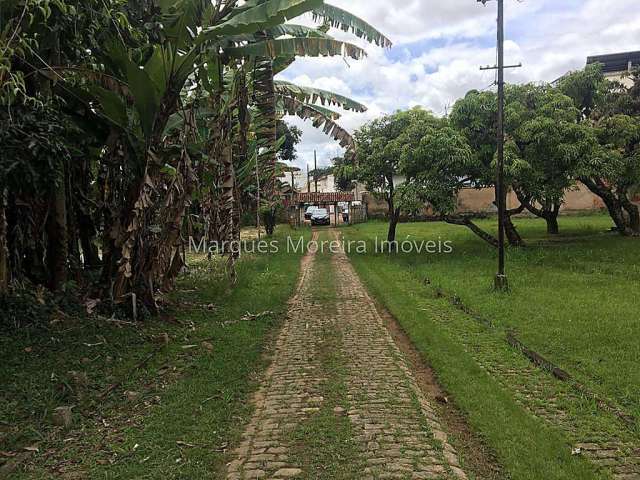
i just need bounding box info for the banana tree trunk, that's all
[232,67,249,245]
[0,187,8,293]
[220,128,237,282]
[46,166,68,291]
[113,90,181,311]
[159,147,197,291]
[254,56,278,235]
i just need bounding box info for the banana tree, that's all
[84,0,331,308]
[275,80,368,151]
[83,0,390,308]
[226,2,391,235]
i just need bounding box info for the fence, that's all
[350,205,367,225]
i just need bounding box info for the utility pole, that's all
[314,150,318,193]
[291,170,296,227]
[307,164,310,193]
[478,0,521,291]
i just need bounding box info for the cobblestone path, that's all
[226,235,468,480]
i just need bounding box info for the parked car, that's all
[311,208,331,226]
[304,206,319,220]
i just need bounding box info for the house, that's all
[552,50,640,87]
[278,170,367,203]
[586,50,640,87]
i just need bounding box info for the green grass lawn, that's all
[344,214,640,420]
[341,213,639,480]
[0,227,308,479]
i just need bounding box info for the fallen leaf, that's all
[85,299,100,315]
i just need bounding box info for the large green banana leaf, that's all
[197,0,322,44]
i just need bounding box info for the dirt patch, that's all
[374,299,504,480]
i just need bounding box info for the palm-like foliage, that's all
[0,0,391,310]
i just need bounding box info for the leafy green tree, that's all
[354,107,496,246]
[450,90,524,246]
[333,156,356,192]
[276,121,303,163]
[398,109,501,246]
[505,84,598,234]
[353,109,413,244]
[560,65,640,235]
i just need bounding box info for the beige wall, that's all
[605,72,635,88]
[364,183,606,218]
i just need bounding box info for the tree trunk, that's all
[254,54,278,236]
[546,210,560,235]
[0,188,8,293]
[514,190,560,236]
[232,66,248,245]
[621,197,640,235]
[444,215,499,248]
[265,212,276,236]
[67,195,82,280]
[78,212,100,270]
[504,214,525,246]
[158,147,196,291]
[386,179,399,250]
[581,178,636,235]
[46,167,68,291]
[99,130,122,291]
[387,208,400,248]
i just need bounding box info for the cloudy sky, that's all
[278,0,640,170]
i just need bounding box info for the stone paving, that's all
[226,235,467,480]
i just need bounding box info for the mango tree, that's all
[505,84,598,234]
[560,65,640,236]
[450,90,525,246]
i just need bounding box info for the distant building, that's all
[586,50,640,87]
[278,170,367,204]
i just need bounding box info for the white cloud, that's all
[279,0,640,169]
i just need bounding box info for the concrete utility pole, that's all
[478,0,521,291]
[314,150,318,193]
[307,164,310,193]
